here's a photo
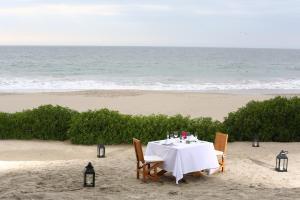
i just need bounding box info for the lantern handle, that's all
[281,150,288,154]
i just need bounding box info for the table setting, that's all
[145,131,220,184]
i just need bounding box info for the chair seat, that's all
[215,150,224,156]
[144,155,163,163]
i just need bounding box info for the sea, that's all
[1,46,300,93]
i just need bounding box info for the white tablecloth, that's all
[145,140,219,184]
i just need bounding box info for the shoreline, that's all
[0,90,299,121]
[1,88,300,95]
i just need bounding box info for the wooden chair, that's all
[214,132,228,172]
[133,138,164,182]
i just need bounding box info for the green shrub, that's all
[130,114,171,143]
[69,111,171,144]
[30,105,77,140]
[223,96,300,142]
[0,112,14,139]
[69,109,128,144]
[0,105,76,140]
[0,96,299,144]
[68,110,221,144]
[188,117,223,142]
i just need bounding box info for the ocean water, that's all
[1,46,300,93]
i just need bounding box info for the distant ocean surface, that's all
[1,46,300,93]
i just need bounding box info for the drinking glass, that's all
[173,131,178,138]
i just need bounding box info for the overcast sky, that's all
[1,0,300,48]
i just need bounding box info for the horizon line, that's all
[0,44,300,50]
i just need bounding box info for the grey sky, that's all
[1,0,300,48]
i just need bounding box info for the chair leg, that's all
[142,165,147,182]
[139,162,164,182]
[136,163,140,179]
[147,163,151,175]
[221,156,225,172]
[154,169,159,181]
[157,170,167,177]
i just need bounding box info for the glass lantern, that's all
[275,150,288,172]
[97,144,105,158]
[252,134,259,147]
[84,162,95,187]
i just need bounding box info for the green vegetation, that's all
[0,96,299,144]
[223,96,300,142]
[69,112,221,144]
[0,105,76,140]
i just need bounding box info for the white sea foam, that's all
[1,77,300,93]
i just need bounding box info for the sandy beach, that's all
[0,90,296,121]
[2,0,300,198]
[0,140,299,200]
[0,90,299,199]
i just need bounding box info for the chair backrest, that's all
[133,138,145,163]
[214,132,228,154]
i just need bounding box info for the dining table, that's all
[145,139,220,184]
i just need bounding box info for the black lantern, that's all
[97,144,105,158]
[84,162,95,187]
[275,150,288,172]
[252,134,259,147]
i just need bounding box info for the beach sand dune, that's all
[0,140,299,200]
